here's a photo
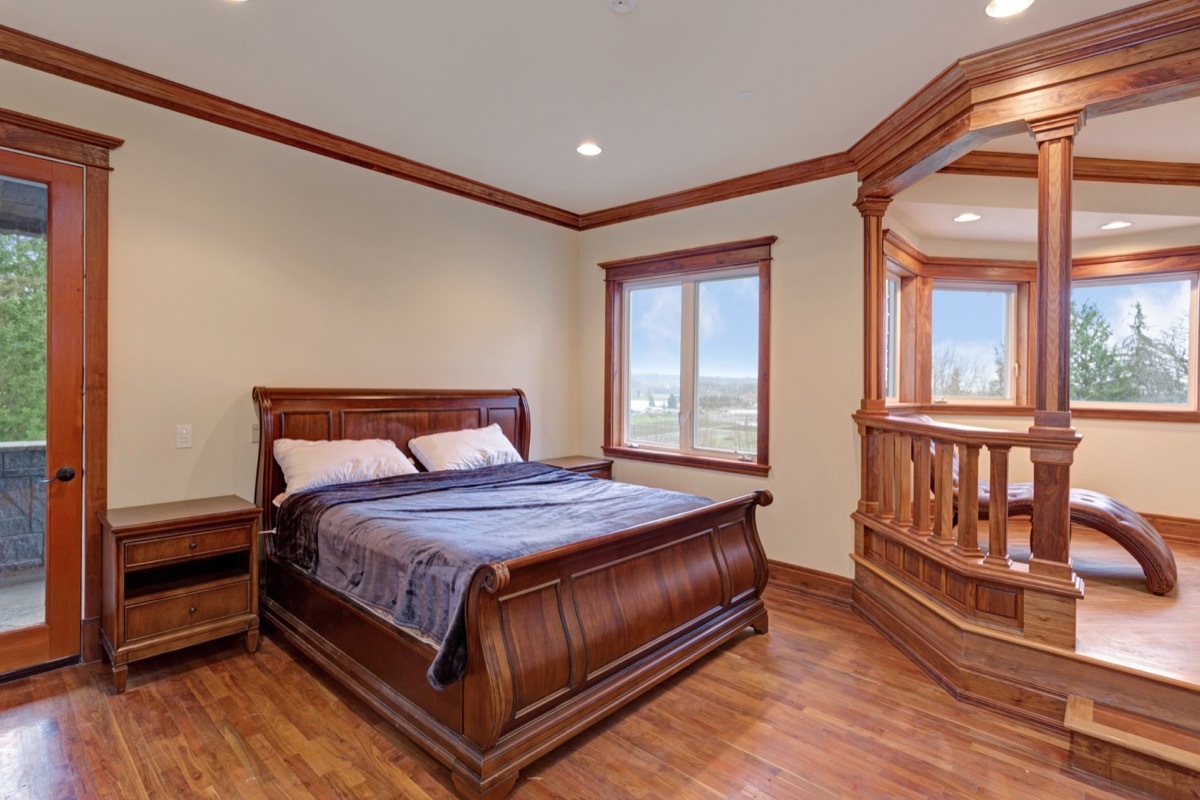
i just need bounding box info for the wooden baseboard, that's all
[767,560,853,606]
[1140,513,1200,545]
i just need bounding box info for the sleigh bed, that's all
[253,387,772,799]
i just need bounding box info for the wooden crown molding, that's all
[941,150,1200,187]
[0,24,580,229]
[578,153,854,230]
[0,19,854,231]
[852,0,1200,200]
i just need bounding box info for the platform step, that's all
[1065,696,1200,799]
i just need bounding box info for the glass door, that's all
[0,151,84,675]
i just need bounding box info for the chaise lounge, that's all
[973,481,1177,596]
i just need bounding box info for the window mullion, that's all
[680,280,698,454]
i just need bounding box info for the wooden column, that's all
[1027,114,1083,581]
[855,196,891,517]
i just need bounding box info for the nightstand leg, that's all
[112,665,128,694]
[245,628,259,653]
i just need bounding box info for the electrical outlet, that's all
[175,424,192,449]
[250,423,260,444]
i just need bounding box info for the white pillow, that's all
[273,438,418,501]
[408,424,522,472]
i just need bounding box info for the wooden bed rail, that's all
[852,411,1083,648]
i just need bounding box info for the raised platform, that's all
[853,522,1200,799]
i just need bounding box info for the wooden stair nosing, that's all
[1065,695,1200,773]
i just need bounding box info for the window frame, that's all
[1069,271,1199,412]
[600,237,774,476]
[929,280,1019,404]
[882,230,1200,422]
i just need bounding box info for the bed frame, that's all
[252,387,773,799]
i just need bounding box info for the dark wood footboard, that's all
[454,490,772,797]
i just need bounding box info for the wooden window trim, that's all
[0,106,122,660]
[600,237,774,476]
[882,232,1200,422]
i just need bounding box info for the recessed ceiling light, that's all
[738,91,756,101]
[986,0,1034,18]
[953,212,982,223]
[609,0,637,14]
[1100,220,1133,231]
[577,142,602,157]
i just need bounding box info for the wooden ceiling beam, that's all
[853,0,1200,201]
[941,151,1200,186]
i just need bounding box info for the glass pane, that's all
[931,287,1012,400]
[885,276,899,398]
[1071,277,1192,404]
[696,276,758,453]
[627,284,681,447]
[0,175,48,632]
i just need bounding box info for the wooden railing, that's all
[852,411,1083,647]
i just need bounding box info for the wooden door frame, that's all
[0,108,122,663]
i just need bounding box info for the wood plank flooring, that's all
[0,588,1154,799]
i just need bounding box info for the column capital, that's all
[1028,111,1086,144]
[854,195,892,217]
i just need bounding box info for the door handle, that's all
[39,466,76,484]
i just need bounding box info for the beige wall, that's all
[0,61,579,508]
[577,177,864,576]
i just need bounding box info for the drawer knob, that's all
[189,542,198,550]
[189,606,197,613]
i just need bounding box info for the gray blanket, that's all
[274,463,710,688]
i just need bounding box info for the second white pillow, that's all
[408,424,522,472]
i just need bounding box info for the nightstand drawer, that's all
[124,580,250,641]
[125,525,251,569]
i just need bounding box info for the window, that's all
[885,274,900,400]
[882,230,1200,420]
[601,237,773,476]
[931,283,1016,402]
[1071,274,1198,407]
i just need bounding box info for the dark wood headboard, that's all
[252,387,531,530]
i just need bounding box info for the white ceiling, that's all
[891,97,1200,255]
[0,0,1169,214]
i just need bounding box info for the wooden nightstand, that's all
[99,495,261,693]
[539,455,614,480]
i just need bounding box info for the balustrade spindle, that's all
[880,432,895,516]
[932,440,955,546]
[955,444,984,558]
[984,447,1012,568]
[910,434,931,537]
[897,431,912,525]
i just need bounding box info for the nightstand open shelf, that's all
[99,495,261,693]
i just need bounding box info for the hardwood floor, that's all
[0,587,1152,799]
